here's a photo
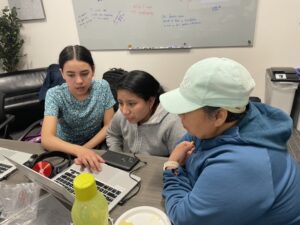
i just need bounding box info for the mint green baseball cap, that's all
[160,57,256,114]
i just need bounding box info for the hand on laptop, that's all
[74,147,105,172]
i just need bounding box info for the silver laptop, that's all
[0,147,33,180]
[3,154,141,212]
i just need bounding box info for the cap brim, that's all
[160,88,201,114]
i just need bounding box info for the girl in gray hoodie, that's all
[106,70,186,156]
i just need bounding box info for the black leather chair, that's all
[0,67,47,133]
[0,65,64,141]
[0,92,15,139]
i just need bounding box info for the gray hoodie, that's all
[106,104,186,156]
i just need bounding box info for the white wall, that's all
[1,0,300,101]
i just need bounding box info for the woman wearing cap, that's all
[106,70,185,156]
[160,57,300,225]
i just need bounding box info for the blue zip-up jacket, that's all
[163,102,300,225]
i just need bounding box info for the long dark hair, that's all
[58,45,95,71]
[117,70,165,109]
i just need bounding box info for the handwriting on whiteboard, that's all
[162,14,201,28]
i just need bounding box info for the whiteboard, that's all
[72,0,258,50]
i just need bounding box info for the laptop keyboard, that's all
[0,162,12,174]
[54,169,122,203]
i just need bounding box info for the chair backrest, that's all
[39,64,65,102]
[102,68,128,111]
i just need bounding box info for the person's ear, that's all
[214,109,227,127]
[148,97,155,109]
[60,68,67,81]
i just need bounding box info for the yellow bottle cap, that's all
[73,173,97,201]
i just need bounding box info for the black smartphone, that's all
[101,151,140,171]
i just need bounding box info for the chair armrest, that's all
[0,90,15,138]
[0,114,15,132]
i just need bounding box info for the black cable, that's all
[118,154,147,205]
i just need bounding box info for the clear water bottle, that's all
[71,173,109,225]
